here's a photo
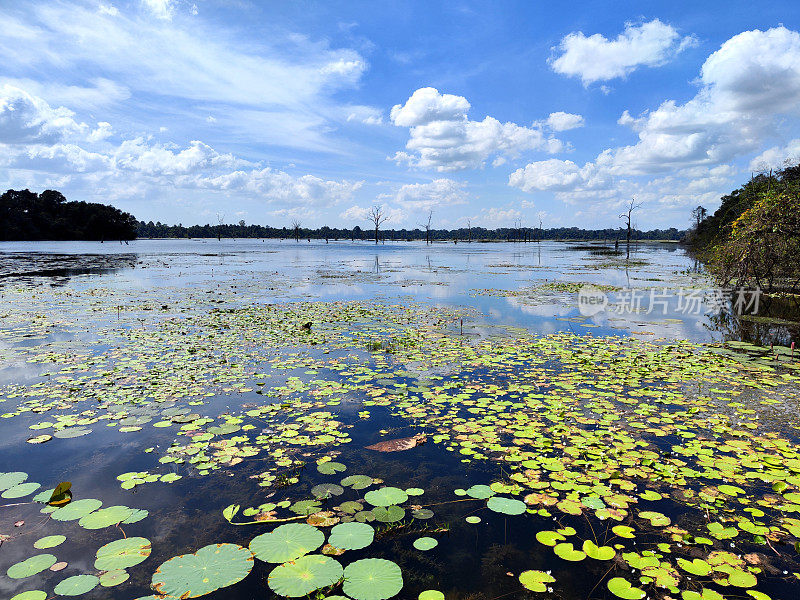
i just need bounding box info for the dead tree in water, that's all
[292,220,301,242]
[368,206,389,244]
[419,210,433,245]
[216,213,225,241]
[467,219,472,243]
[619,198,643,259]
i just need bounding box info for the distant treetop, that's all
[1,189,138,241]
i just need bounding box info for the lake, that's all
[1,239,799,600]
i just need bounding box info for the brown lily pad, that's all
[366,434,427,452]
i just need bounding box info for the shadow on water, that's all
[0,253,138,284]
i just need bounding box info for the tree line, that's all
[1,189,138,241]
[685,161,800,293]
[137,219,683,242]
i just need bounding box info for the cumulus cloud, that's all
[550,19,697,85]
[513,26,800,216]
[389,178,469,211]
[390,87,563,171]
[545,111,585,131]
[1,84,363,210]
[0,84,86,144]
[749,139,800,172]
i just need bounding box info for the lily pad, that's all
[79,506,134,529]
[342,558,403,600]
[7,554,58,579]
[2,482,41,499]
[250,523,324,563]
[519,570,555,592]
[486,496,526,515]
[413,537,438,551]
[34,535,66,549]
[267,554,343,597]
[317,462,346,475]
[328,522,374,551]
[99,569,130,587]
[152,543,254,598]
[95,537,152,570]
[54,575,100,596]
[607,577,645,600]
[364,487,408,507]
[51,498,102,522]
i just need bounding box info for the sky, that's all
[1,0,799,231]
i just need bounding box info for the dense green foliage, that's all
[0,189,138,241]
[687,163,800,292]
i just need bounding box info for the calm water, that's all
[1,240,798,600]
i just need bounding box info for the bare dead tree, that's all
[419,210,433,245]
[368,206,389,244]
[216,213,225,241]
[619,198,643,259]
[291,220,301,242]
[537,216,543,243]
[467,219,472,243]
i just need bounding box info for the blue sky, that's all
[1,0,799,230]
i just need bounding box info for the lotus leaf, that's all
[95,537,152,570]
[519,569,555,592]
[250,524,324,563]
[152,543,254,598]
[267,554,343,597]
[364,487,408,507]
[328,522,374,551]
[342,558,403,600]
[7,554,57,578]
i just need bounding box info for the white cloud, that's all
[387,178,469,211]
[0,2,369,151]
[474,206,522,227]
[339,204,405,224]
[98,4,119,16]
[1,84,362,211]
[87,121,113,142]
[142,0,175,20]
[345,105,383,125]
[749,139,800,172]
[0,84,86,144]
[545,111,584,131]
[513,26,800,221]
[390,87,562,171]
[550,19,696,85]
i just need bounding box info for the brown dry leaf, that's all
[366,433,427,452]
[50,562,68,572]
[322,544,346,556]
[14,521,24,528]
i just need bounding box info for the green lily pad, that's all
[413,537,438,551]
[466,485,494,499]
[7,554,58,579]
[536,531,565,546]
[311,483,344,499]
[607,577,645,599]
[418,591,445,600]
[10,592,47,600]
[51,498,102,522]
[34,535,66,549]
[553,542,586,561]
[328,522,374,551]
[2,482,41,499]
[152,543,254,598]
[465,516,481,524]
[372,505,405,522]
[99,569,130,587]
[519,569,555,592]
[341,475,373,490]
[0,472,28,490]
[317,461,346,475]
[79,506,134,529]
[250,523,324,563]
[486,496,526,515]
[54,575,100,596]
[95,537,152,570]
[364,487,408,507]
[342,558,403,600]
[267,554,343,597]
[582,540,615,560]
